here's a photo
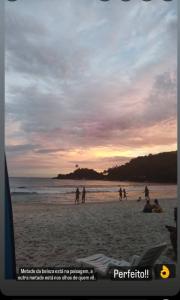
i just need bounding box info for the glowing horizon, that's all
[5,0,177,177]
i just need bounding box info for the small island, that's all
[53,168,104,180]
[53,151,177,183]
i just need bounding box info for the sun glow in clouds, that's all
[5,0,177,177]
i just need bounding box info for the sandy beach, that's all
[12,197,177,272]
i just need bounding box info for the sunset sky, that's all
[5,0,177,177]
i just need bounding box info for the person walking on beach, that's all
[75,187,80,205]
[144,185,150,200]
[119,187,122,201]
[123,188,127,200]
[82,187,86,204]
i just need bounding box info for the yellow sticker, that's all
[160,265,170,279]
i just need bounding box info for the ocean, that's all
[10,177,177,205]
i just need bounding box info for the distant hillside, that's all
[54,168,104,180]
[106,151,177,183]
[54,151,177,183]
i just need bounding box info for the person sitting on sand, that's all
[137,196,142,202]
[119,187,122,201]
[82,187,86,204]
[143,200,153,213]
[75,187,80,205]
[152,199,163,213]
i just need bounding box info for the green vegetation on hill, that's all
[54,151,177,183]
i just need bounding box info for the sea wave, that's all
[11,192,38,195]
[11,190,115,195]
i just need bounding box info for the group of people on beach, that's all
[74,185,163,212]
[143,198,163,213]
[75,187,86,204]
[119,185,150,202]
[75,186,128,204]
[118,188,127,200]
[137,185,150,202]
[140,185,163,213]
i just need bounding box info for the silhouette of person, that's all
[123,188,127,200]
[119,188,122,201]
[75,187,80,204]
[144,186,150,200]
[82,187,86,203]
[152,199,163,213]
[143,200,153,213]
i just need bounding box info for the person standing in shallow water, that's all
[119,187,122,201]
[144,185,150,200]
[123,188,127,200]
[75,187,80,205]
[82,187,86,204]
